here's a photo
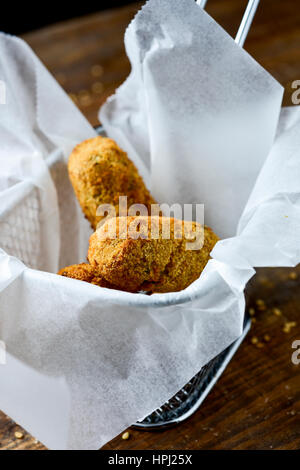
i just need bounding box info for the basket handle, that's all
[196,0,260,47]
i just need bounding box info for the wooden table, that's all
[1,0,300,451]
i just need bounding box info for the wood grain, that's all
[1,0,300,450]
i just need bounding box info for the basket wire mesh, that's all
[134,315,251,429]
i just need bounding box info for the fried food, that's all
[88,216,219,293]
[67,137,219,294]
[68,136,156,230]
[58,263,117,289]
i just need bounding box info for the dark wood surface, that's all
[1,0,300,451]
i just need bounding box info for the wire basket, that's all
[134,315,251,429]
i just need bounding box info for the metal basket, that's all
[134,315,251,429]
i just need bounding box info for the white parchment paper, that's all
[0,0,299,450]
[100,0,284,238]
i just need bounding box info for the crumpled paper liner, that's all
[100,0,283,238]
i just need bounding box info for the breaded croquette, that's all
[58,263,117,289]
[68,136,156,230]
[88,216,219,293]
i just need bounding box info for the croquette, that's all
[58,263,117,289]
[88,216,219,293]
[68,136,156,230]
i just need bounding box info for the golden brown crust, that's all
[57,263,117,289]
[68,136,156,230]
[88,216,219,293]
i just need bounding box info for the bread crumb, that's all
[288,272,298,280]
[91,64,103,78]
[256,299,266,311]
[92,82,104,95]
[272,308,282,316]
[283,321,297,333]
[78,91,93,107]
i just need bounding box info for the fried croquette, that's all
[68,136,156,230]
[58,263,117,289]
[88,216,219,293]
